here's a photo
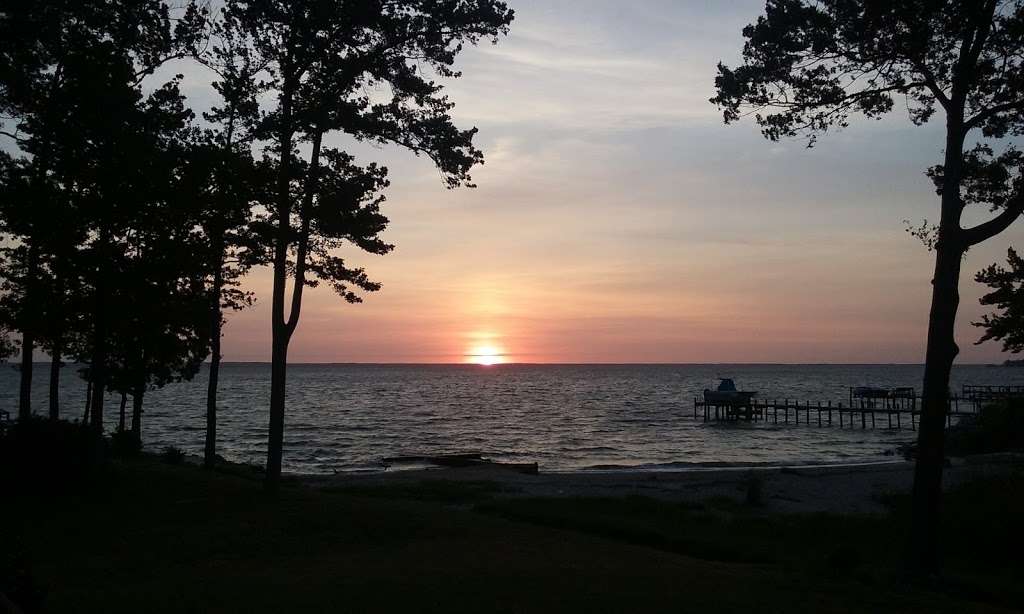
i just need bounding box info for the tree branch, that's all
[965,98,1024,130]
[963,193,1024,246]
[284,129,323,338]
[914,63,951,111]
[131,49,202,87]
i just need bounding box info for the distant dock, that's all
[691,384,1022,431]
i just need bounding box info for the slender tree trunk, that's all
[265,71,295,493]
[268,120,323,488]
[89,233,110,435]
[48,266,65,420]
[204,253,224,469]
[266,128,320,491]
[266,326,288,490]
[20,116,54,421]
[909,242,963,575]
[265,219,291,492]
[130,343,146,445]
[908,111,967,577]
[118,392,127,433]
[88,333,106,434]
[83,379,92,425]
[49,336,62,420]
[17,330,34,421]
[18,244,38,421]
[131,386,144,444]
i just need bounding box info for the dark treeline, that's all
[0,1,513,484]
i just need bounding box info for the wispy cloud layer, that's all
[207,0,1024,363]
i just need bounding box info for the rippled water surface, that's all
[6,363,1024,473]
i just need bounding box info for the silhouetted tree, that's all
[0,5,64,420]
[180,136,259,467]
[0,1,207,426]
[0,154,50,420]
[40,250,86,420]
[0,152,90,421]
[2,2,207,434]
[712,0,1024,575]
[191,22,263,468]
[76,74,204,436]
[103,142,214,446]
[218,0,514,490]
[975,248,1024,352]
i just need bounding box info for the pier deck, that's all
[691,397,984,430]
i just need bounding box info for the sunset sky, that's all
[179,0,1023,364]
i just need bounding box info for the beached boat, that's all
[381,453,539,475]
[703,378,757,404]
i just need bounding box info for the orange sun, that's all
[467,344,505,366]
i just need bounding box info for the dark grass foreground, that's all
[5,459,1023,613]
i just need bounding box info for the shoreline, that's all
[288,453,911,477]
[561,457,910,473]
[287,447,915,476]
[301,453,1024,515]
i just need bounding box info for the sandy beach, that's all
[304,453,1024,514]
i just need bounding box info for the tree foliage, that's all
[219,0,516,303]
[712,1,1024,137]
[712,0,1024,245]
[976,248,1024,353]
[0,0,210,427]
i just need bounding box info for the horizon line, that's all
[28,360,1012,367]
[43,360,1006,366]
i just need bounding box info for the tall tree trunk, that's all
[48,266,65,420]
[49,335,62,420]
[265,202,291,492]
[18,244,38,421]
[130,345,146,444]
[131,386,144,445]
[88,330,106,434]
[265,71,295,494]
[908,110,967,577]
[17,330,34,421]
[21,111,54,422]
[909,242,963,575]
[204,251,224,469]
[266,325,288,490]
[265,127,321,491]
[89,233,110,435]
[83,380,92,425]
[118,392,127,433]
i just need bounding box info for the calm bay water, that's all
[5,363,1024,474]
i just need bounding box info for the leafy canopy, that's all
[712,0,1024,142]
[976,248,1024,352]
[215,0,513,306]
[712,0,1024,252]
[225,0,514,186]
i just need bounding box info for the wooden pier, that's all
[692,395,985,431]
[962,384,1024,402]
